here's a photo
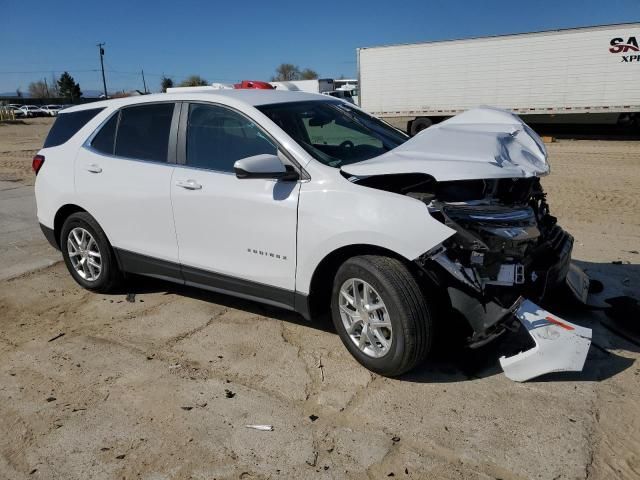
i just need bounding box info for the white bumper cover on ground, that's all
[499,299,592,382]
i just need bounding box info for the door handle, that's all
[175,179,202,190]
[85,164,102,173]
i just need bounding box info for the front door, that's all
[170,102,300,307]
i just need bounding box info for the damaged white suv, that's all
[35,90,591,379]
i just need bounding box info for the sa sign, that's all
[610,36,640,62]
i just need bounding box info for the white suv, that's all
[34,90,589,378]
[40,104,64,117]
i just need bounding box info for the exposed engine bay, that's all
[351,172,590,381]
[416,177,571,298]
[353,174,572,305]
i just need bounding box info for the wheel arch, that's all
[53,204,108,249]
[305,243,419,319]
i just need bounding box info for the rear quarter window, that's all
[43,108,104,148]
[90,113,118,155]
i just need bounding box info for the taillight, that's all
[32,155,45,175]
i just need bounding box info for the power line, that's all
[0,68,239,83]
[0,69,99,74]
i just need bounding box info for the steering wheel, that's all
[339,140,355,149]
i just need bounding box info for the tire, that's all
[330,255,432,377]
[60,212,122,293]
[410,117,432,136]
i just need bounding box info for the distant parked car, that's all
[2,106,26,118]
[40,105,64,117]
[0,106,24,120]
[19,105,44,118]
[10,106,27,118]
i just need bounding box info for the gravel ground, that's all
[0,118,639,479]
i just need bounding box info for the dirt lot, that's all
[0,118,639,479]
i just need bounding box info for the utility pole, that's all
[141,69,148,94]
[44,77,50,97]
[97,43,108,98]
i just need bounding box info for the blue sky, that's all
[1,0,638,94]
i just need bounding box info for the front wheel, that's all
[331,255,433,377]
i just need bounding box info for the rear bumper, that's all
[40,223,59,250]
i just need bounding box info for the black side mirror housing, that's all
[233,154,299,181]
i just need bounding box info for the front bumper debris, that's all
[499,299,592,382]
[565,263,590,304]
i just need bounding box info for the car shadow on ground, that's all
[118,260,638,385]
[119,273,335,333]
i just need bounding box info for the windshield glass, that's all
[257,100,408,167]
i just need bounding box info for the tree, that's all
[49,73,60,97]
[28,80,49,98]
[300,68,318,80]
[160,76,174,92]
[57,72,82,101]
[16,88,23,98]
[271,64,319,81]
[178,75,208,87]
[272,63,300,81]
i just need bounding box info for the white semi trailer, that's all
[357,23,640,135]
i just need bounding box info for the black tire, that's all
[330,255,433,377]
[60,212,122,293]
[410,117,432,136]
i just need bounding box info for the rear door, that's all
[75,102,181,277]
[170,102,300,307]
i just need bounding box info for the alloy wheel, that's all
[67,227,102,281]
[338,278,392,358]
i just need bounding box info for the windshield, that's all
[257,100,408,167]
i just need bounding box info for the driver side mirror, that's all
[233,154,299,181]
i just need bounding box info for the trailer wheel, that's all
[410,117,432,136]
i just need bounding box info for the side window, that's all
[90,112,118,155]
[114,103,174,162]
[186,103,277,172]
[44,108,104,148]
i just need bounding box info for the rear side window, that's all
[114,103,174,162]
[43,108,104,147]
[91,113,118,155]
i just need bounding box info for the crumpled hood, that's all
[342,107,549,182]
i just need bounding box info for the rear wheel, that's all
[60,212,122,293]
[331,255,432,377]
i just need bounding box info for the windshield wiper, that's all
[298,138,342,167]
